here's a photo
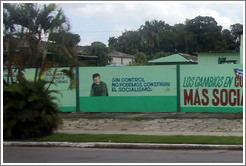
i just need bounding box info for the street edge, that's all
[3,142,243,150]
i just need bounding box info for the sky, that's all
[54,1,244,46]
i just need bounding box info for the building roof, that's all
[75,46,90,55]
[179,53,197,62]
[148,53,197,64]
[77,55,98,61]
[108,50,135,59]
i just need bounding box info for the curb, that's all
[56,130,243,137]
[3,142,243,150]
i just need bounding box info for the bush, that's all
[3,80,62,139]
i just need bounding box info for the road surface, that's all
[3,147,243,163]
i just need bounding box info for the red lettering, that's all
[237,89,240,105]
[235,77,238,87]
[187,89,242,107]
[235,77,239,87]
[184,89,193,105]
[241,94,243,106]
[201,89,209,106]
[235,77,243,87]
[220,89,228,106]
[194,89,201,105]
[240,77,243,87]
[212,89,219,106]
[229,89,236,106]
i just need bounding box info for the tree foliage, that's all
[3,79,62,139]
[89,41,111,66]
[109,31,141,55]
[3,3,80,139]
[108,16,243,60]
[134,52,148,64]
[3,3,80,85]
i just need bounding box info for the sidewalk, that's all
[56,116,243,136]
[4,113,243,151]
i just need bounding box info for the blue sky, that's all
[55,1,244,46]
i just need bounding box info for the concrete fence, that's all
[3,64,243,113]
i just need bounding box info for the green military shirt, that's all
[90,81,109,96]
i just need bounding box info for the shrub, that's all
[3,79,62,139]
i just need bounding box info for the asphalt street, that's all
[3,147,243,163]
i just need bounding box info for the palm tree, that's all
[3,3,80,139]
[3,3,79,86]
[140,20,165,55]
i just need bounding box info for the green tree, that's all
[230,23,243,41]
[158,29,176,53]
[152,52,171,60]
[3,80,62,139]
[185,16,223,52]
[108,37,118,49]
[230,23,243,50]
[108,31,141,55]
[48,31,80,66]
[134,52,148,64]
[3,3,79,84]
[3,3,80,139]
[139,20,167,54]
[89,42,111,66]
[221,29,235,50]
[172,23,186,53]
[108,16,241,61]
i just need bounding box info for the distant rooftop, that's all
[75,46,89,54]
[148,53,197,64]
[108,50,135,59]
[77,55,98,61]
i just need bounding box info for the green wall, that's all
[80,96,177,112]
[3,64,243,113]
[180,64,243,113]
[78,64,242,113]
[198,52,240,65]
[44,68,76,112]
[79,66,177,112]
[3,68,76,112]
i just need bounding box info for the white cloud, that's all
[62,3,116,19]
[58,2,243,25]
[57,2,244,46]
[181,3,242,29]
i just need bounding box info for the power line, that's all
[76,30,124,33]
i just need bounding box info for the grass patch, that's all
[6,134,243,145]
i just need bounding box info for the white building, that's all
[108,50,135,66]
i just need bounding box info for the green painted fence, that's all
[3,64,243,113]
[79,66,177,112]
[3,68,76,112]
